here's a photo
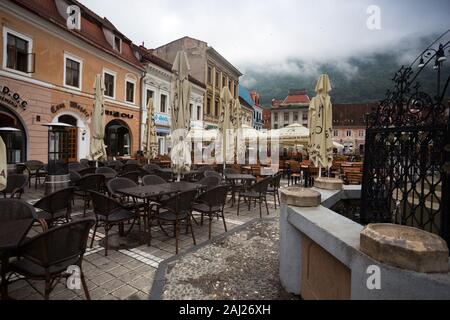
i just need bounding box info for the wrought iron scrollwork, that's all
[361,30,450,247]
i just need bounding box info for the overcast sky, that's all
[79,0,449,72]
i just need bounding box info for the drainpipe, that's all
[139,69,147,155]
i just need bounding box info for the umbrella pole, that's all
[319,165,322,178]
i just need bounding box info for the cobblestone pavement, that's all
[5,179,290,300]
[162,218,299,300]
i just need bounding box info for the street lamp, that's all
[42,121,72,195]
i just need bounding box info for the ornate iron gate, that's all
[361,31,450,246]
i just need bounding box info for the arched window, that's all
[105,120,131,157]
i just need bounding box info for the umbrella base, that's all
[314,177,343,191]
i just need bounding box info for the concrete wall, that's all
[279,186,450,300]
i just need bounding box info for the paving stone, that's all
[18,182,285,300]
[108,265,131,277]
[130,276,152,292]
[102,279,126,293]
[90,272,116,286]
[111,285,139,300]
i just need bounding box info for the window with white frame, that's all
[146,89,154,105]
[103,70,116,98]
[160,94,167,113]
[125,78,135,103]
[3,27,33,74]
[347,130,352,137]
[197,106,201,120]
[64,53,82,90]
[334,130,339,137]
[359,129,365,137]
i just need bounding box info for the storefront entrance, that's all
[58,115,78,162]
[105,120,131,157]
[0,105,27,164]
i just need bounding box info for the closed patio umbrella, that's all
[144,98,158,161]
[90,74,107,161]
[0,137,7,191]
[308,74,333,176]
[170,50,192,181]
[218,87,234,170]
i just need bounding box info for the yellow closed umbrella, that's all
[219,87,234,168]
[144,98,158,161]
[308,74,333,175]
[0,137,7,191]
[90,74,107,161]
[170,50,192,181]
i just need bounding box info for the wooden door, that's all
[67,127,78,162]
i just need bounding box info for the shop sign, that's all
[50,101,90,118]
[105,110,134,119]
[155,113,170,126]
[0,86,28,109]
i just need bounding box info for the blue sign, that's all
[154,113,170,126]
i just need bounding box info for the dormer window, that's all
[114,36,122,53]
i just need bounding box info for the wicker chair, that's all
[7,219,95,300]
[118,171,140,185]
[142,175,167,186]
[121,163,141,174]
[95,167,117,176]
[1,174,27,199]
[78,167,97,177]
[148,189,198,254]
[154,169,173,182]
[237,176,272,218]
[69,171,82,186]
[125,159,140,165]
[142,164,160,174]
[33,187,74,227]
[73,174,105,215]
[192,185,229,239]
[204,170,223,182]
[89,191,140,256]
[198,176,221,191]
[267,172,283,209]
[24,160,45,189]
[68,163,83,172]
[0,198,37,221]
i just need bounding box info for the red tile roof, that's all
[283,89,310,104]
[283,94,310,104]
[11,0,144,70]
[332,103,378,127]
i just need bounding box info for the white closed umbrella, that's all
[170,50,192,181]
[90,74,107,161]
[144,98,158,161]
[308,74,334,176]
[0,137,7,191]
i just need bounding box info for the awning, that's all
[156,128,171,135]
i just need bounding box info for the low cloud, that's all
[80,0,449,75]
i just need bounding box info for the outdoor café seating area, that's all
[0,158,298,300]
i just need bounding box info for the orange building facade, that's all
[0,0,144,164]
